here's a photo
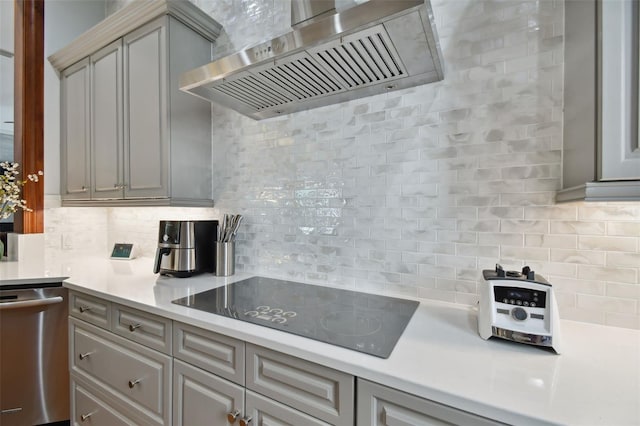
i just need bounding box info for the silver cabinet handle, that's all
[128,323,142,332]
[227,410,240,423]
[79,351,93,360]
[1,407,23,414]
[80,412,94,422]
[79,305,92,313]
[80,186,88,192]
[0,296,63,311]
[239,416,252,426]
[128,378,141,388]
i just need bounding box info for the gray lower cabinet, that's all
[357,379,503,426]
[172,322,353,426]
[57,1,217,206]
[69,317,172,425]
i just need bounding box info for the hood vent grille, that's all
[181,0,444,120]
[209,26,406,113]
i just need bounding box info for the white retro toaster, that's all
[478,264,561,354]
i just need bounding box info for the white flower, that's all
[0,162,43,219]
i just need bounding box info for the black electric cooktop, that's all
[172,276,419,358]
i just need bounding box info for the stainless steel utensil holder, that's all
[215,241,235,276]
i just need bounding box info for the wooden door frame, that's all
[13,0,44,234]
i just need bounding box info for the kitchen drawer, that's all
[357,379,504,426]
[71,377,138,426]
[246,343,354,426]
[70,318,171,425]
[173,321,244,385]
[69,291,111,329]
[246,389,331,426]
[112,303,172,354]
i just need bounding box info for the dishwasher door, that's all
[0,286,69,425]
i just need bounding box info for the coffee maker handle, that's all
[154,247,171,273]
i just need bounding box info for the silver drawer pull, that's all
[128,323,142,332]
[79,306,92,313]
[79,351,94,360]
[128,378,141,388]
[239,416,252,426]
[80,411,94,422]
[1,407,23,414]
[227,410,240,423]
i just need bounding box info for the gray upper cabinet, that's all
[560,0,640,202]
[91,40,123,200]
[61,59,91,200]
[52,0,222,206]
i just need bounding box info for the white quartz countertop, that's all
[4,256,639,425]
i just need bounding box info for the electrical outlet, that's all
[62,234,73,250]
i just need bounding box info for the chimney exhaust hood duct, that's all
[180,0,444,120]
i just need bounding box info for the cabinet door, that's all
[90,40,123,199]
[600,0,640,180]
[123,17,169,199]
[357,379,503,426]
[246,344,354,426]
[173,359,244,426]
[61,58,91,200]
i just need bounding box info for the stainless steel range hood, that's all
[180,0,444,120]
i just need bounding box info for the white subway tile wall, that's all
[44,0,640,330]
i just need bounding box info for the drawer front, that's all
[173,359,244,426]
[112,304,172,353]
[246,390,331,426]
[173,322,244,385]
[70,318,171,425]
[246,344,354,426]
[71,378,137,426]
[357,379,504,426]
[69,291,111,328]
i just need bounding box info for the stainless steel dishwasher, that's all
[0,284,69,425]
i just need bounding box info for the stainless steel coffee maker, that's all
[154,220,217,277]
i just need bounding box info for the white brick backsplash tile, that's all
[607,252,640,268]
[550,221,606,235]
[577,265,637,285]
[418,287,458,303]
[606,283,640,300]
[577,294,637,315]
[578,236,637,252]
[526,234,577,249]
[604,313,640,329]
[553,277,605,296]
[525,205,578,220]
[479,232,524,246]
[418,265,456,279]
[501,219,549,233]
[457,244,500,258]
[435,278,477,294]
[578,204,640,221]
[550,249,605,265]
[501,246,550,261]
[418,242,456,255]
[457,220,500,232]
[607,221,640,237]
[39,0,639,330]
[553,292,577,310]
[560,307,605,325]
